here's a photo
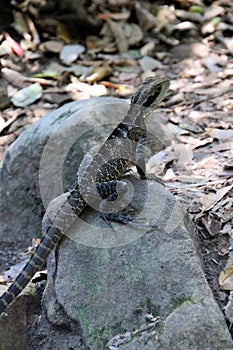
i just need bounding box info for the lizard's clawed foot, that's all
[99,212,150,229]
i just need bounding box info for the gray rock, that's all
[1,95,226,350]
[43,178,232,350]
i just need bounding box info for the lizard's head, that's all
[131,77,170,119]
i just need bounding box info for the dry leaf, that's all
[172,142,193,165]
[1,259,28,283]
[219,267,233,290]
[134,2,157,31]
[13,10,30,36]
[200,184,233,214]
[178,135,213,149]
[106,20,143,53]
[138,56,162,72]
[176,175,208,185]
[206,128,233,141]
[0,40,12,56]
[156,5,176,31]
[1,68,28,89]
[140,42,155,56]
[3,32,24,57]
[0,109,24,135]
[202,17,221,35]
[66,81,107,97]
[86,65,112,83]
[41,40,63,54]
[98,12,130,20]
[219,37,233,54]
[60,44,85,65]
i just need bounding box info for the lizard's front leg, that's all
[97,179,147,227]
[136,143,147,179]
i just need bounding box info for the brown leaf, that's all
[0,109,24,135]
[86,65,112,83]
[41,40,64,54]
[200,184,233,214]
[98,12,130,20]
[219,267,233,291]
[1,68,29,89]
[156,5,176,31]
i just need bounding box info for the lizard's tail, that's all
[0,226,62,315]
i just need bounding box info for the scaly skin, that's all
[0,77,170,315]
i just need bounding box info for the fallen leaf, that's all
[202,17,221,35]
[0,40,12,56]
[41,40,63,53]
[3,32,24,57]
[140,42,155,56]
[134,2,157,31]
[172,21,198,32]
[219,267,233,290]
[176,175,208,185]
[60,44,85,65]
[200,184,233,214]
[98,12,130,20]
[12,10,30,36]
[1,259,28,283]
[206,128,233,141]
[0,284,8,296]
[138,56,162,72]
[0,109,24,135]
[156,5,176,31]
[86,65,112,83]
[189,6,204,15]
[218,37,233,54]
[66,81,107,97]
[178,135,213,149]
[1,68,28,89]
[204,5,224,20]
[163,168,176,181]
[11,83,43,107]
[106,20,143,53]
[86,35,115,52]
[172,142,193,165]
[32,71,59,79]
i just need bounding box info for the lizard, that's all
[0,77,170,315]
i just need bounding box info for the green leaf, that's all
[11,83,42,107]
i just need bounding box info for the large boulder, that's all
[40,177,232,350]
[1,96,229,350]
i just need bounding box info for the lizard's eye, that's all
[142,88,160,108]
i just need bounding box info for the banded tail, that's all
[0,226,62,314]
